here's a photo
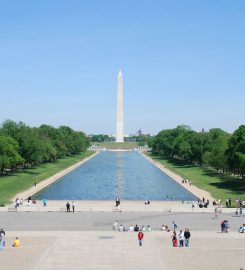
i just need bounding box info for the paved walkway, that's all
[1,231,245,270]
[4,200,236,214]
[141,152,215,202]
[0,212,243,231]
[12,152,99,202]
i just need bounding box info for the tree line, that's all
[0,120,89,175]
[149,125,245,178]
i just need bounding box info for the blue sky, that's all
[0,0,244,135]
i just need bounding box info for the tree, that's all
[0,135,24,174]
[226,125,245,177]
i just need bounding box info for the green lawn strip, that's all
[146,152,245,206]
[92,142,139,149]
[0,151,94,206]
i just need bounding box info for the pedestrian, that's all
[0,228,5,247]
[138,230,144,246]
[192,202,195,209]
[172,221,178,231]
[113,220,118,231]
[66,202,70,212]
[172,232,178,247]
[34,182,37,187]
[229,197,231,206]
[224,220,230,233]
[43,198,47,207]
[72,201,75,212]
[214,207,218,218]
[221,220,225,232]
[225,198,229,207]
[116,197,120,207]
[184,228,191,247]
[240,207,243,216]
[178,230,184,247]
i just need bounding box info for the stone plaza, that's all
[1,209,245,270]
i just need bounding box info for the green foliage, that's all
[0,151,94,205]
[147,152,245,205]
[226,125,245,177]
[91,134,113,142]
[0,119,89,174]
[151,124,244,177]
[0,135,24,174]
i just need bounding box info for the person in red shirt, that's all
[138,230,144,246]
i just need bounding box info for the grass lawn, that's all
[0,151,94,206]
[146,152,245,206]
[92,142,139,149]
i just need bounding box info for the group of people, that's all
[171,229,191,247]
[113,220,191,247]
[197,197,210,208]
[15,197,37,208]
[0,228,20,250]
[113,221,152,232]
[234,198,245,207]
[221,220,230,233]
[65,201,75,212]
[181,178,191,186]
[144,200,151,205]
[235,207,244,217]
[14,198,23,208]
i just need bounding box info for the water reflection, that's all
[34,151,197,200]
[115,152,124,198]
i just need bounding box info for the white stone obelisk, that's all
[116,70,124,142]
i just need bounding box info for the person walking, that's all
[138,230,144,246]
[214,207,219,218]
[240,207,243,217]
[72,201,75,212]
[184,228,191,247]
[66,202,70,212]
[172,221,178,231]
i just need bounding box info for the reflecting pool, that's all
[34,151,196,200]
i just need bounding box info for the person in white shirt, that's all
[119,224,124,232]
[72,201,75,212]
[179,230,185,247]
[113,221,118,231]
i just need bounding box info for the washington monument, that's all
[116,70,124,142]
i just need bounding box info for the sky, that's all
[0,0,244,135]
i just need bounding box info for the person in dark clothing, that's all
[116,197,120,207]
[221,220,225,232]
[134,225,139,232]
[66,202,70,212]
[228,198,231,206]
[184,229,191,247]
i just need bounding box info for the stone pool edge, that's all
[139,151,215,202]
[10,151,100,203]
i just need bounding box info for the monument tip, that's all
[118,70,123,76]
